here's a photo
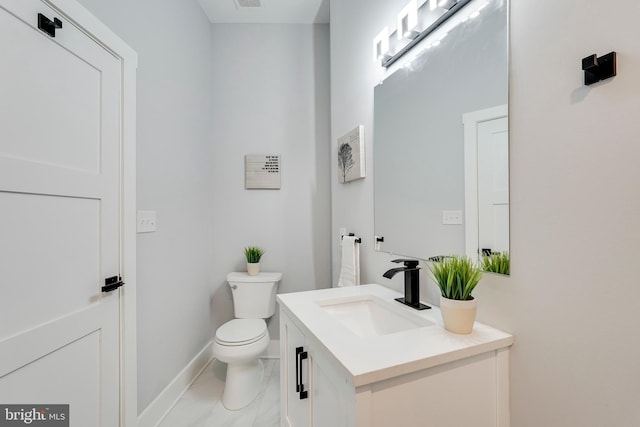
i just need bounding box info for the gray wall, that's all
[77,0,215,413]
[209,24,332,341]
[331,0,640,425]
[76,1,331,414]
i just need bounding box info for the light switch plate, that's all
[442,210,463,225]
[137,210,156,233]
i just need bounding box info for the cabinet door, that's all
[280,313,311,427]
[311,346,353,427]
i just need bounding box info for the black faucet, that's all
[383,259,431,310]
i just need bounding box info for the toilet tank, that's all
[227,272,282,319]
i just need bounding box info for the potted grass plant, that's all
[429,255,482,334]
[244,246,264,276]
[481,252,510,275]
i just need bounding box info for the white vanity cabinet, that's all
[280,311,354,427]
[278,285,514,427]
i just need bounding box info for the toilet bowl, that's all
[213,272,281,410]
[213,318,270,410]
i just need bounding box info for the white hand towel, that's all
[337,235,360,287]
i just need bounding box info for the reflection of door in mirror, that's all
[478,117,509,255]
[463,105,509,271]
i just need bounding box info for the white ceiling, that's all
[197,0,329,24]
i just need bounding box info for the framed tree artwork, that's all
[337,125,365,183]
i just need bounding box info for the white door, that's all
[0,0,122,425]
[477,116,509,255]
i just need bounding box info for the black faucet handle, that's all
[391,258,419,268]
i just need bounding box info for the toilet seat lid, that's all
[216,319,267,346]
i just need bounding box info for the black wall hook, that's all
[582,51,616,85]
[38,13,62,38]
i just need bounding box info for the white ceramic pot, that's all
[247,262,260,276]
[439,295,477,334]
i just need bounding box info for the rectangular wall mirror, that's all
[374,0,509,274]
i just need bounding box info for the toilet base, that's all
[222,358,264,410]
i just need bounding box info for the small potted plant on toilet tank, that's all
[429,255,482,334]
[244,246,264,276]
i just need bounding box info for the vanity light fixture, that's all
[373,0,478,68]
[397,0,419,40]
[372,27,391,62]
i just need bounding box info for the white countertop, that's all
[277,284,514,388]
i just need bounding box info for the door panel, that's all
[478,117,509,254]
[0,4,101,173]
[0,300,120,426]
[1,333,100,425]
[0,192,100,337]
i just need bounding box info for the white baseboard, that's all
[137,341,214,427]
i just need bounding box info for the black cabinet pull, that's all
[295,346,301,392]
[295,346,308,400]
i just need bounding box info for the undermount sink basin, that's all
[316,294,434,338]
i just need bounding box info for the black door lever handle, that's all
[102,276,124,293]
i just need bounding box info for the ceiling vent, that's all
[235,0,261,7]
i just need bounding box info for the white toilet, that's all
[213,271,282,410]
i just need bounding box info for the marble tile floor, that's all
[158,358,280,427]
